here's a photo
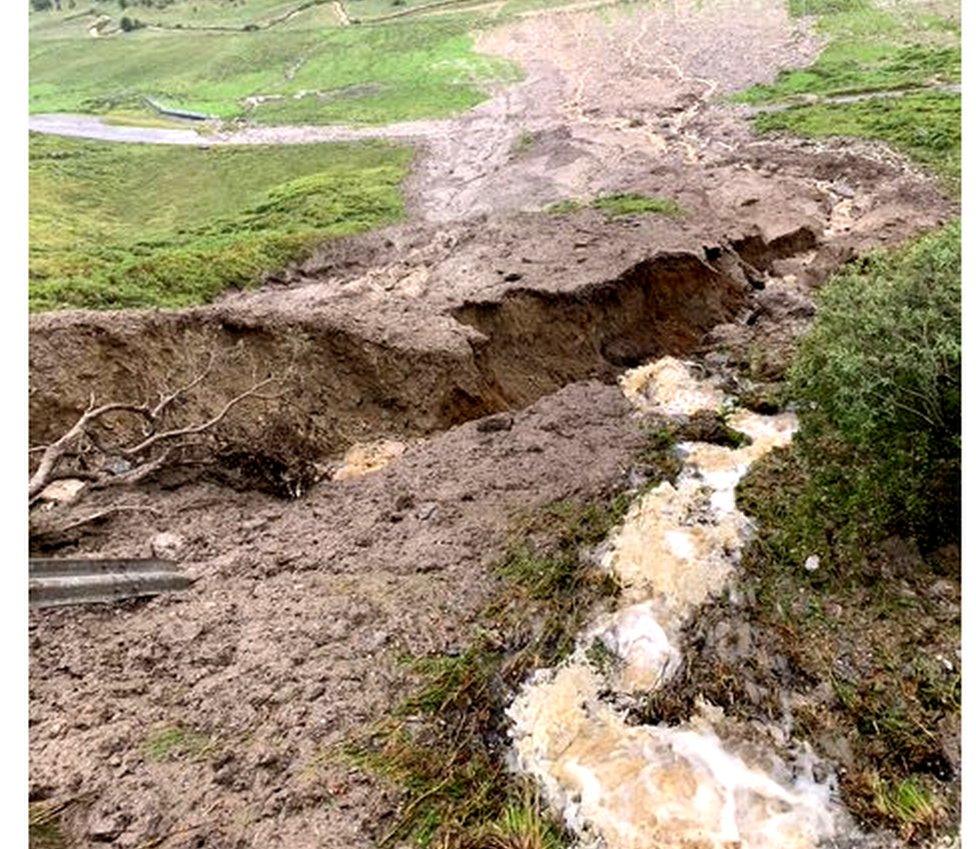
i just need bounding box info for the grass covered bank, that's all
[740,0,960,188]
[29,134,412,311]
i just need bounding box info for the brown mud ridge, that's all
[30,222,796,460]
[28,165,943,464]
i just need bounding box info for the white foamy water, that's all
[507,357,845,849]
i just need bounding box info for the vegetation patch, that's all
[640,224,961,842]
[544,193,681,219]
[29,15,521,125]
[742,1,959,103]
[754,91,960,188]
[740,0,959,188]
[342,497,626,847]
[510,130,536,156]
[29,134,411,311]
[788,222,960,551]
[144,725,214,761]
[591,193,682,218]
[29,801,71,849]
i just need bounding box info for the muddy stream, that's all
[508,357,844,849]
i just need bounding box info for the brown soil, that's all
[28,1,957,846]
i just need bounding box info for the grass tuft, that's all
[590,193,682,218]
[869,775,944,838]
[544,193,681,219]
[144,725,213,762]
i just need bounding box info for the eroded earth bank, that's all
[28,2,957,848]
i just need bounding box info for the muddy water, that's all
[508,357,845,849]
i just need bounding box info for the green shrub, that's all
[788,221,960,548]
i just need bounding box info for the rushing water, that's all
[508,357,846,849]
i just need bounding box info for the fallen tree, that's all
[29,351,278,504]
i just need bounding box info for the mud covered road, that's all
[28,2,956,847]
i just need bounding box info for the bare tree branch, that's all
[28,360,277,502]
[122,377,275,457]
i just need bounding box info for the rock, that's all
[756,282,815,320]
[37,478,86,504]
[101,457,133,476]
[416,502,438,521]
[88,809,127,842]
[476,413,514,433]
[151,532,186,560]
[833,181,855,199]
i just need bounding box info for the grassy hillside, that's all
[30,15,521,125]
[739,0,960,187]
[29,134,412,311]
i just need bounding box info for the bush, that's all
[788,222,960,548]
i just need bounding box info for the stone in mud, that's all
[151,531,186,559]
[476,412,514,432]
[755,282,815,321]
[87,808,128,842]
[37,477,86,504]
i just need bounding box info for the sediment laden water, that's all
[508,357,845,849]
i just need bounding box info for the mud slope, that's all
[31,213,809,453]
[29,381,648,849]
[27,0,960,845]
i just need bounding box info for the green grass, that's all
[29,133,412,311]
[870,776,943,833]
[754,91,960,186]
[144,725,213,761]
[545,193,682,219]
[591,193,681,218]
[741,0,959,104]
[29,14,520,125]
[739,0,959,190]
